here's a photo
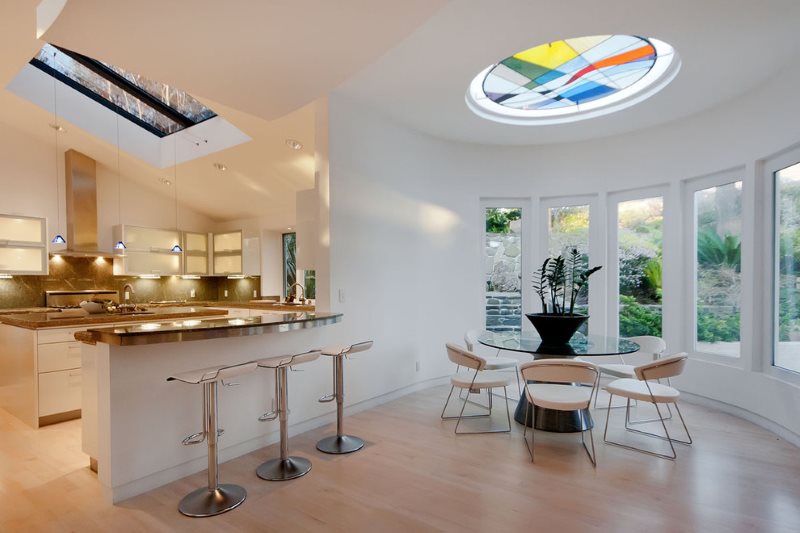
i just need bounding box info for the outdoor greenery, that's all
[485,208,521,233]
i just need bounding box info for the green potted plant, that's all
[528,249,602,344]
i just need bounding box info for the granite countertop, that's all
[78,312,343,346]
[141,300,316,312]
[0,307,228,329]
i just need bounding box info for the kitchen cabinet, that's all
[0,214,48,275]
[209,231,260,276]
[212,231,243,275]
[183,231,209,275]
[112,225,181,276]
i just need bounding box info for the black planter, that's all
[525,313,588,345]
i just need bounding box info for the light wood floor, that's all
[1,386,799,532]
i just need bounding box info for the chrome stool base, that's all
[178,484,247,518]
[256,457,312,481]
[316,434,364,454]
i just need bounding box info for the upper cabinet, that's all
[210,231,261,276]
[212,231,243,275]
[183,231,209,276]
[112,225,181,276]
[0,214,48,275]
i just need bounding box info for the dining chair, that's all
[592,336,667,409]
[464,329,521,394]
[440,343,512,434]
[603,353,692,460]
[519,359,600,466]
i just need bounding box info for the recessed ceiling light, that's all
[285,139,303,150]
[287,227,292,230]
[48,123,65,133]
[213,162,227,171]
[159,177,172,186]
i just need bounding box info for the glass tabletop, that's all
[478,331,640,357]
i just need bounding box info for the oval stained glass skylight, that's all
[466,35,680,125]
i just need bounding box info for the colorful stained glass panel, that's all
[482,35,658,112]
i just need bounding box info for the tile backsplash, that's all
[0,256,263,309]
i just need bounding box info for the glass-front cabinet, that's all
[112,225,181,276]
[183,231,209,275]
[0,214,48,275]
[212,231,243,275]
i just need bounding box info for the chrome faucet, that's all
[287,282,305,303]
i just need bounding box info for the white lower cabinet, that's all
[38,369,81,416]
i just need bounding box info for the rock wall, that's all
[485,232,522,331]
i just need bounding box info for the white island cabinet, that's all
[79,312,342,503]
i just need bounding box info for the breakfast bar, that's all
[77,312,342,503]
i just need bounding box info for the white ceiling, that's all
[2,0,799,224]
[335,0,800,145]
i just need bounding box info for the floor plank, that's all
[1,385,799,532]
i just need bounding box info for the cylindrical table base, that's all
[514,396,593,433]
[316,435,364,454]
[256,457,312,481]
[178,484,247,518]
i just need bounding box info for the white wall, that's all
[0,123,217,251]
[327,63,800,440]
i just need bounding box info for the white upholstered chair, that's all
[464,329,521,393]
[603,353,692,460]
[441,343,512,434]
[592,336,667,408]
[519,359,600,466]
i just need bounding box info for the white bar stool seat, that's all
[167,361,258,518]
[255,350,321,481]
[316,341,374,454]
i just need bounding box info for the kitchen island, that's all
[77,311,342,503]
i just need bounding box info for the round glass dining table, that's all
[478,331,640,433]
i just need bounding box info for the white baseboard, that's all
[112,375,451,502]
[680,391,800,448]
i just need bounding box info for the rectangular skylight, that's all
[31,43,216,137]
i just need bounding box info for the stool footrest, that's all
[182,431,205,446]
[318,393,336,403]
[259,411,278,422]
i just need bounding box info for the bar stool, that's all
[167,360,258,518]
[255,349,321,481]
[316,341,374,454]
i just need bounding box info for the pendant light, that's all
[50,73,66,245]
[170,137,182,253]
[113,115,126,251]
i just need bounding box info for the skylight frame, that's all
[30,44,216,137]
[466,36,680,126]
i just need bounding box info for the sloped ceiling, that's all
[41,0,448,120]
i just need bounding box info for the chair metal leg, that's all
[605,395,688,460]
[441,385,491,420]
[578,409,597,467]
[454,386,511,435]
[522,400,534,462]
[258,367,312,481]
[178,381,247,517]
[317,355,364,454]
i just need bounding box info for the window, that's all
[282,232,315,300]
[774,162,800,373]
[547,204,590,333]
[466,34,680,125]
[31,43,215,137]
[485,207,522,332]
[617,196,663,337]
[694,181,742,357]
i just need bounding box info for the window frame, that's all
[681,168,746,365]
[539,194,604,334]
[764,147,800,385]
[607,185,669,340]
[480,197,531,333]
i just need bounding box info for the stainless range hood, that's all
[58,149,110,257]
